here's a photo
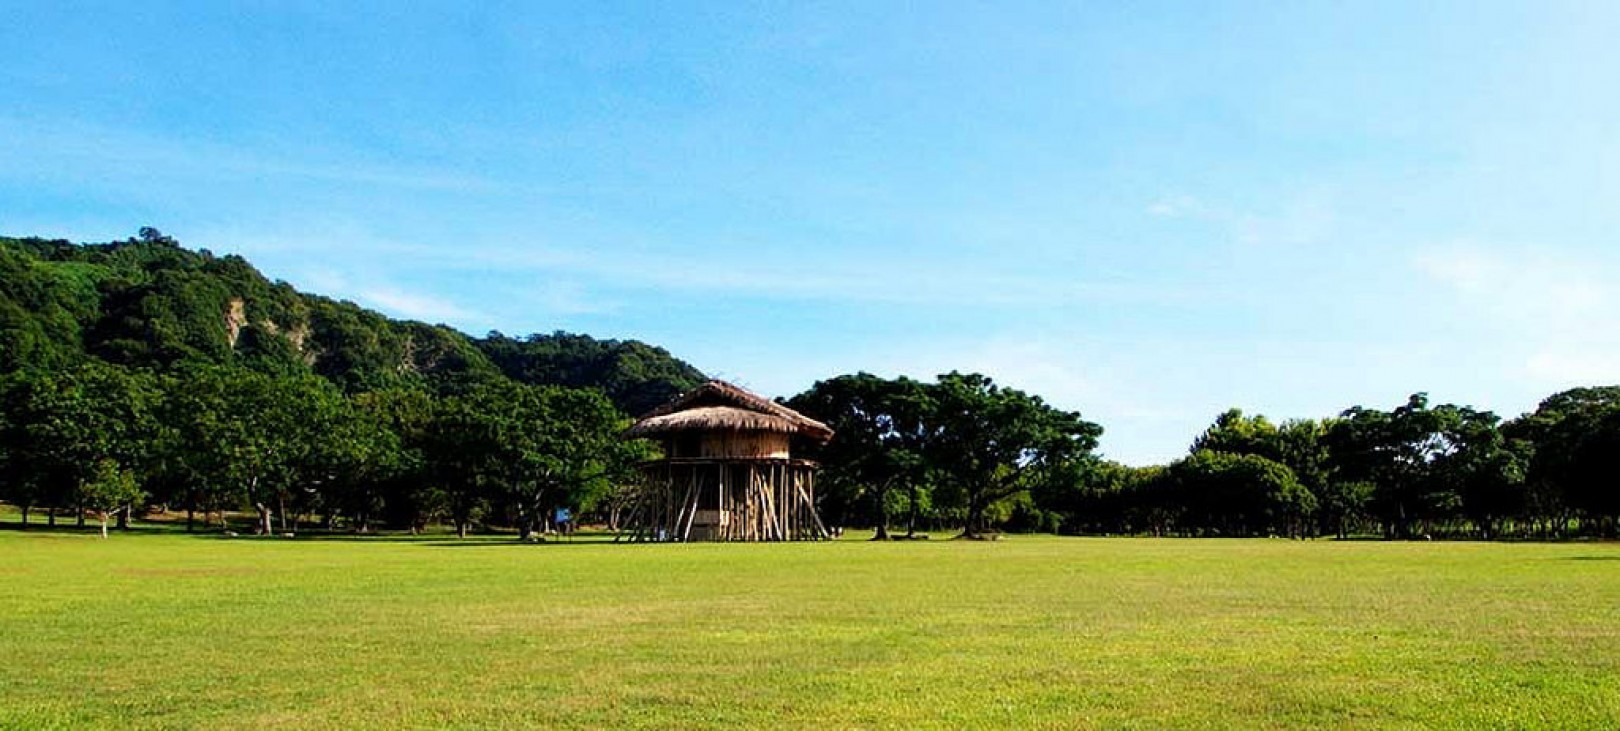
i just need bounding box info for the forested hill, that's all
[476,332,708,416]
[0,229,705,412]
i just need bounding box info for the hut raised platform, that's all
[620,380,832,542]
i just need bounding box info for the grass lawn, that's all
[1,521,1617,729]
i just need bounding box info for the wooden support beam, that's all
[797,481,829,540]
[681,478,701,542]
[670,470,696,542]
[759,477,783,541]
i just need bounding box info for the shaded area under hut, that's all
[619,380,833,542]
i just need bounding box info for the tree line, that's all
[0,362,651,538]
[0,231,702,537]
[2,232,1618,540]
[791,374,1620,540]
[7,363,1616,541]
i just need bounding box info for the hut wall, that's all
[688,430,790,459]
[663,434,701,458]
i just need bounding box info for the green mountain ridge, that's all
[0,229,705,414]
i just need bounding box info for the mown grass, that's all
[0,520,1616,729]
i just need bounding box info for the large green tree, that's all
[0,364,158,529]
[424,381,634,539]
[167,368,347,534]
[344,389,435,532]
[154,365,239,530]
[1432,409,1528,539]
[787,373,935,539]
[926,373,1103,538]
[1508,387,1620,536]
[1324,394,1466,538]
[1165,450,1316,537]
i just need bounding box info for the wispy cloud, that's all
[1413,244,1610,320]
[1525,351,1620,385]
[205,223,1206,311]
[267,263,488,327]
[1146,195,1204,219]
[0,116,496,193]
[1146,193,1335,246]
[1414,243,1620,389]
[356,287,486,325]
[452,243,1210,309]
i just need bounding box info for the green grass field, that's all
[1,524,1617,730]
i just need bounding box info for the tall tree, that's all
[1433,409,1528,538]
[173,369,347,534]
[926,373,1102,539]
[0,373,41,525]
[788,374,934,539]
[489,383,637,540]
[424,393,499,537]
[1507,387,1620,536]
[346,389,434,532]
[1193,409,1283,460]
[1324,394,1465,538]
[0,364,158,528]
[1165,450,1316,537]
[155,366,240,530]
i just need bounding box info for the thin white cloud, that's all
[355,287,485,326]
[1146,193,1335,246]
[1414,243,1620,390]
[0,116,496,193]
[1525,351,1620,386]
[1146,195,1202,218]
[453,244,1205,309]
[208,226,1206,310]
[1412,248,1500,293]
[1413,244,1610,320]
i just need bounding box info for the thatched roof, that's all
[627,406,801,436]
[626,380,833,442]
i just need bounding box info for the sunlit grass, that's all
[1,521,1616,729]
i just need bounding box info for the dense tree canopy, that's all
[477,331,705,416]
[789,372,1103,538]
[794,379,1620,540]
[787,374,935,539]
[0,232,701,537]
[3,232,1619,540]
[0,233,703,407]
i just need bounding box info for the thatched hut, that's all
[621,380,832,542]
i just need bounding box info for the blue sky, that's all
[4,2,1620,463]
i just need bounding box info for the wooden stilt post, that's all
[811,469,825,539]
[718,465,727,542]
[672,469,695,542]
[798,481,828,540]
[781,464,790,540]
[746,470,755,542]
[681,486,697,541]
